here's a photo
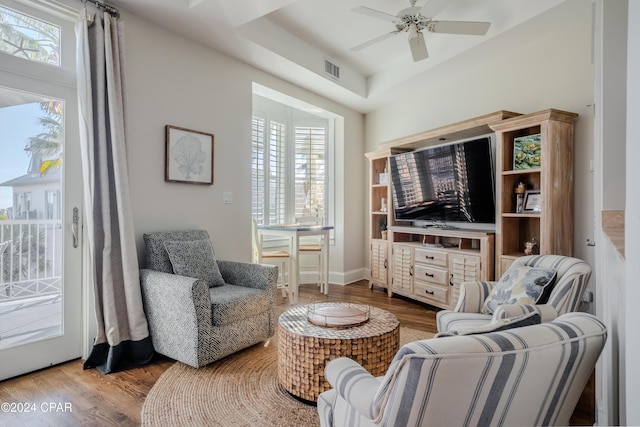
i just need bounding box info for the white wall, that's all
[364,1,595,285]
[118,11,365,282]
[624,2,640,424]
[601,0,628,211]
[593,1,628,424]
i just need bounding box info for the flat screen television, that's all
[389,135,496,226]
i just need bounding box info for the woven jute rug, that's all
[141,327,433,427]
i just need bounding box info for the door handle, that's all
[72,207,79,248]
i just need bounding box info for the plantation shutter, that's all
[294,125,326,221]
[252,115,287,225]
[251,116,265,222]
[268,121,286,225]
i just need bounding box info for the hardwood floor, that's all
[0,280,591,426]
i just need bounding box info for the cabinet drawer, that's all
[414,264,448,286]
[414,281,448,305]
[414,247,447,267]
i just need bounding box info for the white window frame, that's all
[15,191,32,217]
[45,189,60,219]
[0,0,76,87]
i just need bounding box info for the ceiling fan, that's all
[350,0,491,62]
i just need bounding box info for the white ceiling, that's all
[108,0,568,113]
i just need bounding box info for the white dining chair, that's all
[296,217,328,294]
[251,219,293,301]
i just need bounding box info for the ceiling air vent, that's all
[324,59,340,80]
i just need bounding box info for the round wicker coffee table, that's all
[277,302,400,402]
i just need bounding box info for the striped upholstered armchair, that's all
[139,230,278,368]
[318,312,606,427]
[437,255,592,333]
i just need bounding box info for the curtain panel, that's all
[76,12,153,374]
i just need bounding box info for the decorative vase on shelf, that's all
[515,181,526,213]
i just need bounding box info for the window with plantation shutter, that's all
[267,121,287,224]
[251,115,266,222]
[294,125,326,219]
[252,114,328,226]
[252,115,287,225]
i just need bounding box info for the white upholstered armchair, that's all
[437,255,592,333]
[318,312,606,427]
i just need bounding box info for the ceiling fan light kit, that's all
[351,0,491,62]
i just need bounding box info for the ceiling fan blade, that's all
[351,6,398,23]
[427,20,491,36]
[408,32,428,62]
[351,30,402,52]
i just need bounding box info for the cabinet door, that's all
[448,254,482,308]
[499,256,516,278]
[392,245,413,292]
[370,240,388,285]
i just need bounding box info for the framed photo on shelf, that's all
[165,125,214,185]
[523,190,542,213]
[513,133,541,170]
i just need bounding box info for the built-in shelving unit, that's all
[365,149,394,290]
[490,109,578,276]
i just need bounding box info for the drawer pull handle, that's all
[425,255,435,260]
[425,290,435,295]
[425,272,434,278]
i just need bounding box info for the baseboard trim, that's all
[300,268,368,286]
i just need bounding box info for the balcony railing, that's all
[0,220,62,302]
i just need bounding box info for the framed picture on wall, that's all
[165,125,214,184]
[523,190,542,213]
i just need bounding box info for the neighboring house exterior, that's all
[0,157,61,220]
[0,156,62,304]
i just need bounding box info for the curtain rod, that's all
[83,0,120,19]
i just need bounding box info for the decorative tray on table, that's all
[306,302,370,328]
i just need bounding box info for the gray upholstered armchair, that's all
[139,230,278,368]
[318,312,606,427]
[437,255,592,333]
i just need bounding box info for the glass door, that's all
[0,1,82,380]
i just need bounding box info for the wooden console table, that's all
[388,226,494,310]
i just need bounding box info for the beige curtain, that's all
[76,11,153,374]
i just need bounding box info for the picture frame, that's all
[513,133,541,170]
[523,190,542,213]
[165,125,214,185]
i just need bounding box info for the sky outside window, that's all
[0,103,40,210]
